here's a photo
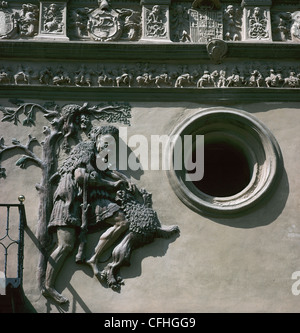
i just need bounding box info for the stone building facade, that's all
[0,0,299,313]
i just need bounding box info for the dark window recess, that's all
[192,142,251,197]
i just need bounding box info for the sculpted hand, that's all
[125,179,136,193]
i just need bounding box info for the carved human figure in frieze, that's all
[283,70,300,88]
[265,68,284,87]
[226,67,245,87]
[14,65,32,85]
[97,67,115,87]
[291,11,300,42]
[146,5,167,38]
[170,4,190,42]
[116,67,133,87]
[39,67,53,85]
[0,66,11,84]
[223,5,242,41]
[272,12,292,41]
[248,69,264,87]
[52,66,71,86]
[42,3,64,33]
[175,71,197,88]
[217,69,227,88]
[197,69,219,88]
[74,65,95,87]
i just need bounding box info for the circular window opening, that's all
[166,107,283,217]
[193,141,251,197]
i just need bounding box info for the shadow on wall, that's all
[42,231,179,313]
[210,168,289,229]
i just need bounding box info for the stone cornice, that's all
[0,40,299,61]
[0,85,299,103]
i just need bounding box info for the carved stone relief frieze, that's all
[0,60,299,89]
[0,1,298,43]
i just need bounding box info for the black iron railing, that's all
[0,196,27,291]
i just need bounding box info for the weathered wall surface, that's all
[1,100,299,312]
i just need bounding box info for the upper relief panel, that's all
[0,2,39,39]
[68,0,142,41]
[0,0,299,43]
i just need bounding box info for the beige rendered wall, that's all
[0,100,299,312]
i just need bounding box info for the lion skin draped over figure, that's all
[42,125,179,304]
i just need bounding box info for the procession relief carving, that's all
[0,60,299,89]
[0,100,180,303]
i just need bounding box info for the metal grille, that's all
[0,203,27,292]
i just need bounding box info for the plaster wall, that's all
[0,100,299,313]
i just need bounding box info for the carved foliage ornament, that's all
[247,7,269,40]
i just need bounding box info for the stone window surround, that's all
[166,107,284,217]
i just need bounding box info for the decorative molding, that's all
[166,107,283,217]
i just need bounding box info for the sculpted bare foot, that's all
[42,286,69,304]
[86,258,100,277]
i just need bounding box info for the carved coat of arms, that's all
[87,6,122,41]
[188,7,223,43]
[0,3,17,39]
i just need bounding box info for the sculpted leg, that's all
[42,227,76,304]
[102,232,137,290]
[86,212,129,279]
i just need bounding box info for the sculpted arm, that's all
[107,170,136,192]
[74,168,122,189]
